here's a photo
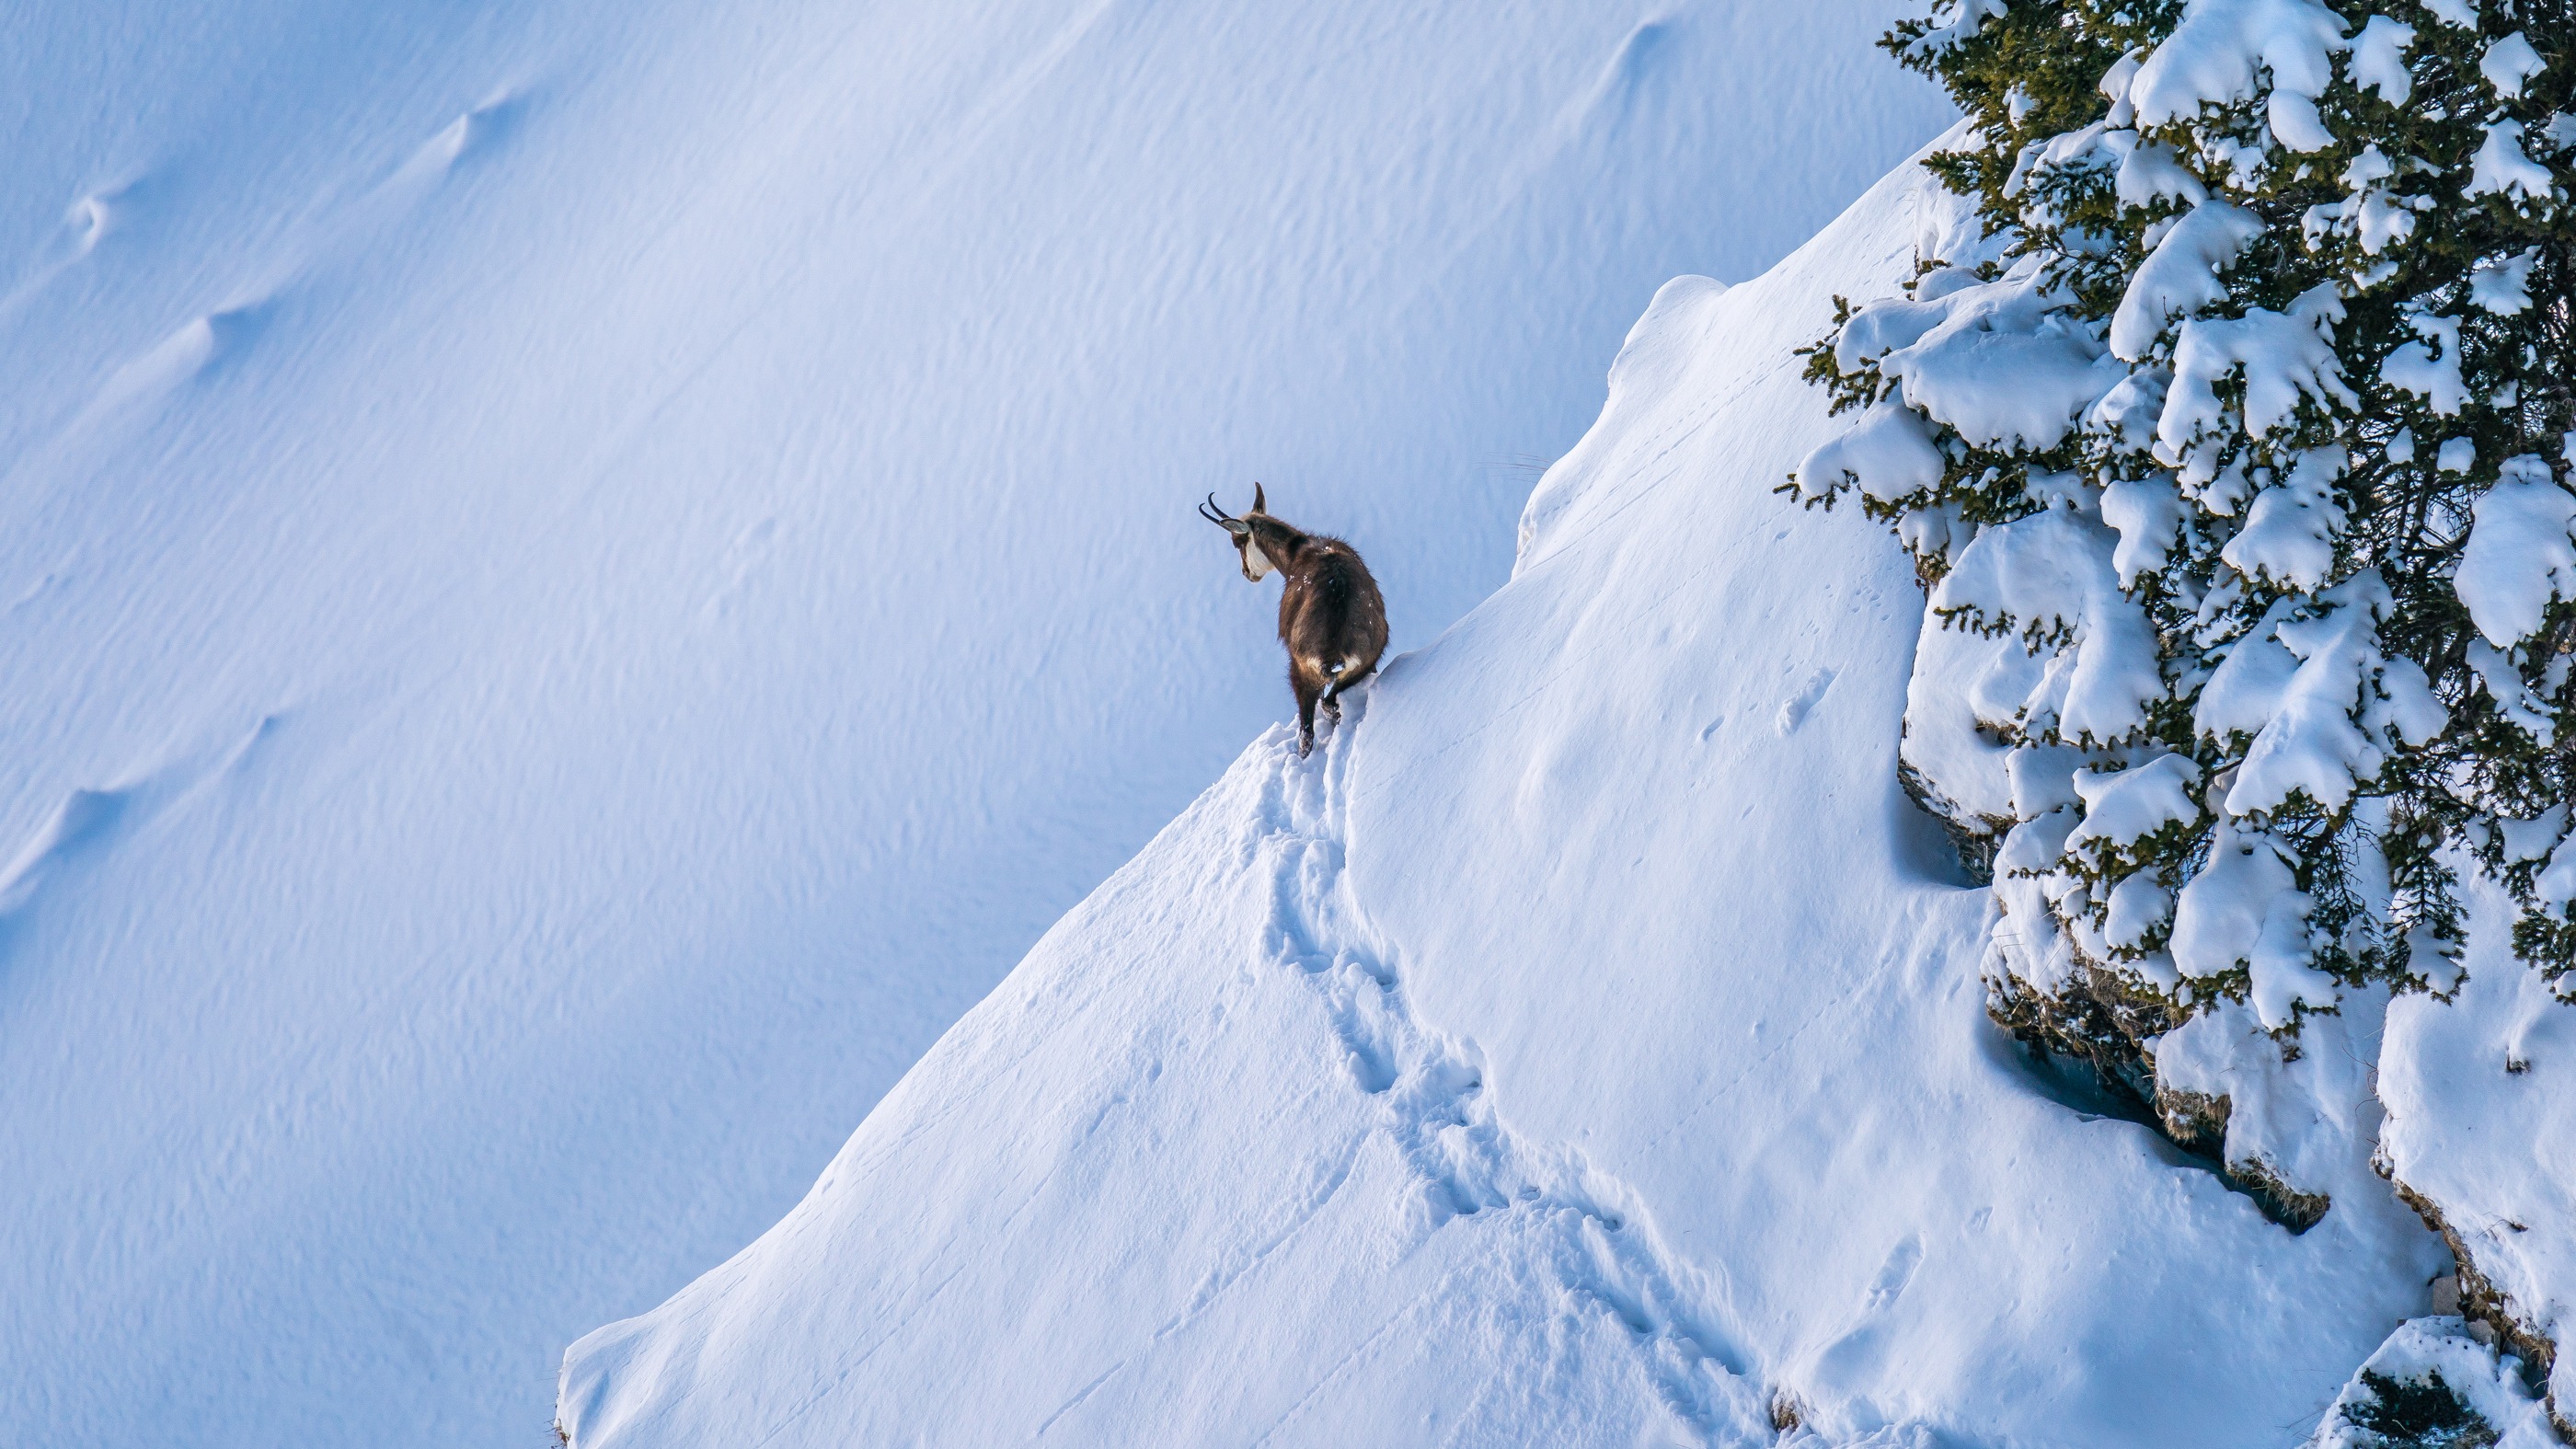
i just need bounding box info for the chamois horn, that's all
[1199,493,1249,535]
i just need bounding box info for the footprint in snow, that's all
[1775,668,1836,736]
[1862,1234,1923,1311]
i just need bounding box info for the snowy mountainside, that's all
[559,153,2449,1448]
[0,5,1954,1446]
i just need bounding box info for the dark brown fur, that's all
[1200,486,1387,756]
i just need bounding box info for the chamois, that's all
[1199,485,1387,756]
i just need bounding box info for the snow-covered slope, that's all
[0,6,1950,1445]
[560,153,2449,1448]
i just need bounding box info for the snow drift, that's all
[559,150,2455,1447]
[0,4,1948,1443]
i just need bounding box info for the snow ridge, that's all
[1251,709,1774,1444]
[0,8,1954,1443]
[559,144,2448,1447]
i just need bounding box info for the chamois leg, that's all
[1293,669,1322,757]
[1320,661,1374,720]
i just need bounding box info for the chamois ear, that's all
[1251,482,1267,515]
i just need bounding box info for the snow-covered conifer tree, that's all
[1802,0,2570,1034]
[1800,0,2575,1409]
[1800,0,2570,1235]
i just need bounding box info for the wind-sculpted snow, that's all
[0,4,1950,1443]
[564,719,1782,1448]
[563,155,2444,1448]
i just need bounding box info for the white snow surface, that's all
[562,155,2446,1449]
[2382,872,2576,1416]
[0,5,1952,1445]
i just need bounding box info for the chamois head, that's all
[1198,484,1282,581]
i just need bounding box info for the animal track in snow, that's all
[1243,702,1773,1443]
[1775,667,1836,736]
[1861,1234,1922,1311]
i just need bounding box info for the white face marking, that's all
[1238,539,1275,581]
